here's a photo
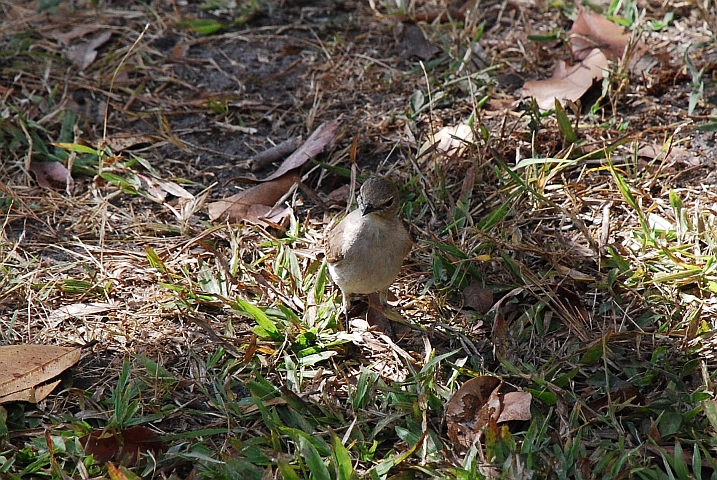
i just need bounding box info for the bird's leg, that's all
[378,289,388,308]
[377,289,407,326]
[341,292,351,331]
[367,292,396,340]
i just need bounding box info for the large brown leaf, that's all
[0,345,81,404]
[206,172,298,225]
[523,48,608,110]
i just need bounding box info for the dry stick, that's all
[97,24,150,267]
[183,313,243,359]
[248,136,303,172]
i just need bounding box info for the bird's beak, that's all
[362,204,375,216]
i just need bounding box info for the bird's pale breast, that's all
[328,211,410,295]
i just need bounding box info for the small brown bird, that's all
[324,177,412,329]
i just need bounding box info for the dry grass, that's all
[2,0,717,478]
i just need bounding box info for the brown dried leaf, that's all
[523,48,608,110]
[445,376,501,450]
[206,173,298,224]
[326,185,350,208]
[636,144,697,166]
[0,345,81,403]
[496,391,532,422]
[153,179,194,199]
[47,302,120,327]
[0,379,61,404]
[48,24,103,45]
[569,9,630,61]
[29,160,74,191]
[552,285,590,322]
[64,30,112,71]
[400,24,436,61]
[81,427,164,465]
[172,42,191,59]
[462,283,494,313]
[105,133,156,152]
[262,117,341,182]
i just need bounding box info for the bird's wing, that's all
[324,219,346,264]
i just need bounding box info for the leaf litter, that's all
[2,0,717,478]
[523,8,648,109]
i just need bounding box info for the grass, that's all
[2,0,717,478]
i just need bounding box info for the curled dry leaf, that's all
[421,123,474,158]
[29,160,75,192]
[445,376,500,450]
[569,9,630,61]
[249,136,303,172]
[81,426,165,465]
[551,285,590,323]
[398,24,437,61]
[462,283,494,314]
[64,30,112,71]
[523,48,608,110]
[207,172,298,225]
[637,144,697,166]
[445,376,532,452]
[326,185,350,208]
[48,24,103,45]
[262,117,341,182]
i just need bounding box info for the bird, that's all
[324,177,413,330]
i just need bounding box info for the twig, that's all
[249,136,303,172]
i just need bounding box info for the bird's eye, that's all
[379,197,395,209]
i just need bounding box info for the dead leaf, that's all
[29,161,75,192]
[326,185,350,207]
[249,136,303,172]
[445,376,501,451]
[64,30,112,71]
[445,376,533,452]
[105,133,156,152]
[462,283,493,314]
[496,391,532,422]
[153,179,194,199]
[136,174,194,203]
[636,144,696,166]
[47,302,120,327]
[81,426,164,465]
[398,24,436,61]
[206,172,298,224]
[243,204,293,228]
[523,48,608,110]
[0,345,81,404]
[172,42,191,59]
[421,123,474,158]
[569,9,630,61]
[0,380,62,404]
[551,285,589,322]
[45,24,102,46]
[262,117,341,182]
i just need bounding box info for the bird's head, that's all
[358,177,400,217]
